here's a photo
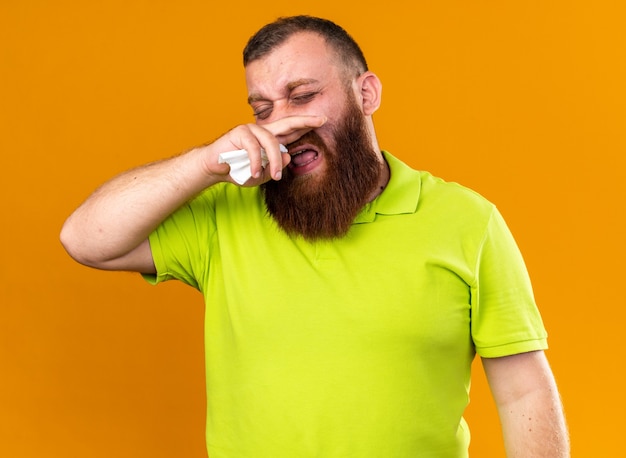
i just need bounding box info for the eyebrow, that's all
[247,78,320,105]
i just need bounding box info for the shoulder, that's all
[383,151,495,221]
[420,171,494,213]
[190,182,263,209]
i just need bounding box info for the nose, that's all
[258,99,301,125]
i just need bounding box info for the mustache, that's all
[286,129,327,151]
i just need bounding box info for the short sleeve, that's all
[471,208,548,357]
[141,190,217,290]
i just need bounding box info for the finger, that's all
[263,115,327,145]
[246,124,286,180]
[225,125,264,181]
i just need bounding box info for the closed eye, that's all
[291,92,318,105]
[252,105,273,120]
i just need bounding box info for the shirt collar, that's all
[354,151,421,223]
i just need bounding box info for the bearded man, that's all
[61,15,569,458]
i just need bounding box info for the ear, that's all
[356,71,382,116]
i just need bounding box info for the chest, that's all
[209,213,476,354]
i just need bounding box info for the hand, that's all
[201,115,327,186]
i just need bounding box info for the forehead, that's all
[245,32,343,96]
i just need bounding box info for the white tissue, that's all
[218,144,288,185]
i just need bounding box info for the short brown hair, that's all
[243,15,368,77]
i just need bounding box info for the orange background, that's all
[1,1,624,456]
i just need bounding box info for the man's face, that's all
[245,32,382,240]
[245,32,363,178]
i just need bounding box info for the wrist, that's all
[181,144,230,188]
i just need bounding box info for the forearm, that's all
[60,145,219,268]
[496,379,569,457]
[483,351,570,457]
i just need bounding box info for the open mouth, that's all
[288,146,319,169]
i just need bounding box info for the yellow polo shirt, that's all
[146,151,547,457]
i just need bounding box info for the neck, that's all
[367,154,390,203]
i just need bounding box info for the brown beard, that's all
[261,94,382,240]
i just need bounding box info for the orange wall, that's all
[1,1,624,456]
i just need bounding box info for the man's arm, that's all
[60,116,326,272]
[482,350,570,457]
